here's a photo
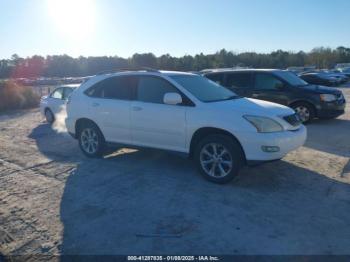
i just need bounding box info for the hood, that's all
[297,84,341,94]
[210,97,294,116]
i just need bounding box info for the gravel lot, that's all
[1,87,350,257]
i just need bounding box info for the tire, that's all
[291,102,315,124]
[45,108,55,124]
[194,134,244,184]
[78,122,105,158]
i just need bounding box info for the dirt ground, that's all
[0,88,350,258]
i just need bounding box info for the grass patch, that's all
[0,81,40,112]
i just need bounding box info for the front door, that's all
[130,76,187,152]
[247,73,290,106]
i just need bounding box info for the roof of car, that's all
[161,70,197,76]
[300,72,320,76]
[202,68,283,74]
[97,70,197,78]
[60,84,81,88]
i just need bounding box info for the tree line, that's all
[1,46,350,79]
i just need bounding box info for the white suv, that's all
[66,69,307,183]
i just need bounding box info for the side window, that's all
[254,73,284,90]
[205,73,225,86]
[226,73,252,89]
[137,76,178,104]
[63,87,73,100]
[85,76,136,100]
[51,88,63,99]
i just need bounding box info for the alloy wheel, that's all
[200,143,233,178]
[80,128,99,154]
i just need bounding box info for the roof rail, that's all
[97,67,160,75]
[200,67,251,73]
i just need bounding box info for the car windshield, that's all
[274,71,308,87]
[170,74,238,102]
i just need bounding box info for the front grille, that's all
[283,113,301,126]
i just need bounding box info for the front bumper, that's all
[239,125,307,162]
[316,99,346,118]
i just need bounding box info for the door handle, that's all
[132,106,143,111]
[92,102,100,107]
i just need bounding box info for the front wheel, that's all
[194,135,244,184]
[78,123,105,158]
[291,102,315,124]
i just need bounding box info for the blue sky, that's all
[0,0,349,59]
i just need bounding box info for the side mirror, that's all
[163,92,182,105]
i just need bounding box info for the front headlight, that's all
[243,115,284,133]
[320,94,337,102]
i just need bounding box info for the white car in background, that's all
[65,69,307,184]
[40,84,79,124]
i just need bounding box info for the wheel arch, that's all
[289,100,317,116]
[189,127,246,162]
[75,118,105,141]
[44,107,52,113]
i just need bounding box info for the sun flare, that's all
[46,0,96,40]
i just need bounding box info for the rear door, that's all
[248,72,290,105]
[85,76,136,144]
[225,72,253,96]
[130,75,188,152]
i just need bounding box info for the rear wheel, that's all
[45,109,55,124]
[78,122,105,158]
[291,102,315,124]
[194,134,244,184]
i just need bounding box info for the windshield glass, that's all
[170,75,238,102]
[274,71,308,86]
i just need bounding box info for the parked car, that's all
[287,66,316,75]
[338,67,350,77]
[40,84,79,124]
[329,74,348,84]
[65,69,306,184]
[203,69,346,123]
[299,72,341,86]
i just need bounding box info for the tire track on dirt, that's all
[0,158,72,255]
